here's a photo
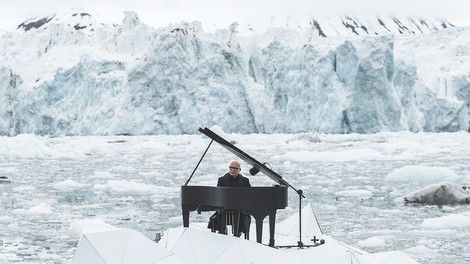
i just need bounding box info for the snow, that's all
[421,214,470,229]
[0,131,469,263]
[357,236,387,248]
[273,148,390,162]
[0,134,81,160]
[70,218,118,236]
[54,179,89,190]
[335,190,374,199]
[92,179,174,195]
[384,165,463,184]
[11,203,53,215]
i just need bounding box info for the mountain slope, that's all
[307,15,454,37]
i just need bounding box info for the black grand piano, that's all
[181,127,302,247]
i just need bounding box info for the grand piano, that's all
[181,127,301,247]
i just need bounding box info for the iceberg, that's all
[404,182,470,205]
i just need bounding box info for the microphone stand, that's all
[297,189,304,248]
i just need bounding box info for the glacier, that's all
[0,9,469,135]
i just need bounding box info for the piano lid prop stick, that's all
[184,139,214,186]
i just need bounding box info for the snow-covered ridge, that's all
[308,15,454,37]
[0,9,469,135]
[15,10,454,37]
[16,9,116,35]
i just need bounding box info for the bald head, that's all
[228,160,241,177]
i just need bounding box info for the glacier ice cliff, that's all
[0,10,469,135]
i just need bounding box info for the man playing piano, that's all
[208,160,251,237]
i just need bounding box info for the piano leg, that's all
[269,212,276,247]
[220,211,227,234]
[182,210,189,227]
[233,211,241,237]
[249,211,274,245]
[254,217,263,244]
[244,216,251,240]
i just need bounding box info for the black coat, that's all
[209,173,251,236]
[217,173,251,187]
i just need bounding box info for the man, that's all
[208,160,251,237]
[217,160,251,187]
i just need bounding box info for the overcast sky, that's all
[1,0,470,31]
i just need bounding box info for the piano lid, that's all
[198,127,290,187]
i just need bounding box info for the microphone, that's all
[249,162,271,176]
[249,166,260,176]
